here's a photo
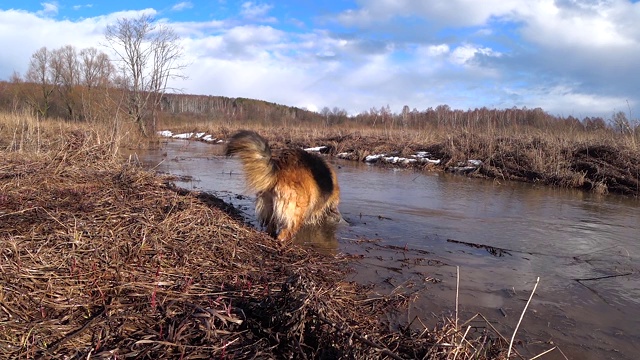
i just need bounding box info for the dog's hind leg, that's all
[273,185,311,242]
[256,192,278,237]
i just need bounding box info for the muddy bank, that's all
[0,130,518,359]
[314,134,639,198]
[158,128,640,198]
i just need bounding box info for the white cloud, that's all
[240,2,276,22]
[0,1,638,118]
[336,0,520,28]
[425,44,449,57]
[0,8,159,77]
[72,4,93,11]
[172,2,193,12]
[517,1,637,48]
[449,44,498,66]
[516,85,629,118]
[37,2,59,17]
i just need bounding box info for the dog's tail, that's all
[225,130,276,193]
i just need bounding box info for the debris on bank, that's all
[0,131,517,359]
[156,130,484,173]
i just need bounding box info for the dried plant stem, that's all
[452,325,471,360]
[456,265,460,330]
[507,277,540,358]
[529,346,557,359]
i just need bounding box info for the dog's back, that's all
[225,131,341,241]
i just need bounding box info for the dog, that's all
[225,130,342,241]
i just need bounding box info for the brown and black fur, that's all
[225,130,341,241]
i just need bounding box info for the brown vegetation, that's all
[1,112,532,358]
[161,118,640,198]
[2,47,639,199]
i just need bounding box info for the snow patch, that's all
[365,154,386,162]
[304,146,327,152]
[366,152,441,165]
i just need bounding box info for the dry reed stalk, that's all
[1,114,571,358]
[1,123,523,359]
[507,277,540,358]
[455,265,460,330]
[158,119,640,197]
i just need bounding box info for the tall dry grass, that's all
[0,111,533,360]
[158,115,640,197]
[159,113,635,164]
[0,110,147,157]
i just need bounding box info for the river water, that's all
[133,138,640,360]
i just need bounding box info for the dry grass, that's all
[0,111,537,359]
[0,110,148,155]
[159,117,640,198]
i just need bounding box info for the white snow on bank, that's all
[411,152,442,164]
[364,154,385,162]
[157,130,223,143]
[172,132,205,139]
[304,146,327,152]
[364,152,442,165]
[158,131,482,170]
[202,135,224,143]
[450,159,484,173]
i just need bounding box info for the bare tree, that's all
[104,14,187,136]
[320,106,331,126]
[80,47,113,89]
[50,45,81,119]
[78,47,114,122]
[25,47,57,117]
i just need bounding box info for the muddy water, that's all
[133,139,640,360]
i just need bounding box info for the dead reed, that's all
[0,113,542,359]
[160,118,640,198]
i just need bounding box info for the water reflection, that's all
[131,139,640,360]
[292,222,340,255]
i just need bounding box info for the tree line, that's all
[0,15,186,136]
[3,45,112,121]
[0,14,637,137]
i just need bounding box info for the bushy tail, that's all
[225,130,276,193]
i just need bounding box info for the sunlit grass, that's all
[0,110,147,155]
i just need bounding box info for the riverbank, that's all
[158,124,640,199]
[0,116,533,358]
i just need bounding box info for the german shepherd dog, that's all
[225,130,342,241]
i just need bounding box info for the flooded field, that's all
[133,138,640,360]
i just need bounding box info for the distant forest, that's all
[0,44,637,136]
[4,79,638,134]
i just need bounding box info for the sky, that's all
[1,0,639,119]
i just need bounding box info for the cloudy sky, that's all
[1,1,639,118]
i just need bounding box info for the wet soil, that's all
[253,131,640,198]
[147,137,640,360]
[0,135,514,359]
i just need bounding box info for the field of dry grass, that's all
[160,116,640,198]
[1,112,543,358]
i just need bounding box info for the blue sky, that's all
[1,1,640,118]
